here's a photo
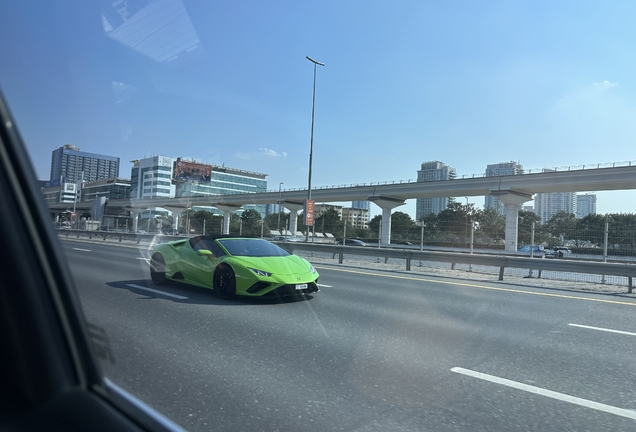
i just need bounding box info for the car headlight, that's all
[310,265,316,274]
[248,267,272,277]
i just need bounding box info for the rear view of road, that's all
[62,239,636,431]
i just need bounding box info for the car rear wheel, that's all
[214,265,236,300]
[150,253,167,285]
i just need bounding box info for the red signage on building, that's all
[304,199,315,226]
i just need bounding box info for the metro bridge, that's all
[49,164,636,250]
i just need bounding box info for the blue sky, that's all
[1,0,635,217]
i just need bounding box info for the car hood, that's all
[231,254,312,276]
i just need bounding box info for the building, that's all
[352,200,370,210]
[266,203,283,215]
[314,204,343,218]
[49,144,120,187]
[535,192,577,223]
[576,194,597,218]
[484,161,524,214]
[41,177,130,205]
[130,156,268,217]
[130,156,176,200]
[533,169,577,223]
[415,161,456,219]
[342,207,369,229]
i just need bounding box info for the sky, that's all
[1,0,635,218]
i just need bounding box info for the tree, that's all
[390,211,415,241]
[240,209,264,236]
[436,202,474,240]
[474,208,505,245]
[607,213,636,252]
[316,208,341,235]
[517,210,542,246]
[368,214,382,234]
[264,211,289,234]
[577,214,605,247]
[542,211,577,246]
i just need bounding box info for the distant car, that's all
[395,241,413,245]
[337,239,370,247]
[546,247,571,258]
[137,229,148,234]
[271,235,304,243]
[150,235,319,299]
[517,245,545,257]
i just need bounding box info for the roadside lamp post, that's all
[305,55,324,241]
[465,197,469,249]
[277,182,284,234]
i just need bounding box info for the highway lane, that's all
[60,238,636,431]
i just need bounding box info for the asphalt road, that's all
[60,238,636,432]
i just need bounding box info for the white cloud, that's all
[259,147,287,157]
[594,80,618,90]
[235,148,287,160]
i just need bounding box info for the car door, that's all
[178,238,219,286]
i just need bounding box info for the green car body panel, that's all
[149,236,319,298]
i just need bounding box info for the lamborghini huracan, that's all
[149,236,320,299]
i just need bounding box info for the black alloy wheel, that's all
[150,254,167,285]
[214,265,236,300]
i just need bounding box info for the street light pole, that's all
[306,56,324,241]
[277,182,284,234]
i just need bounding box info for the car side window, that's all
[209,242,225,257]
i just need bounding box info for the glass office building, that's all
[49,144,120,187]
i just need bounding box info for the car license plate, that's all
[295,283,308,290]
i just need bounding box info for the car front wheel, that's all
[214,265,236,300]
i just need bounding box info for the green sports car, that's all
[149,235,320,299]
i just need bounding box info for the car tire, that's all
[214,265,236,300]
[150,253,167,285]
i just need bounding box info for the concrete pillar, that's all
[288,209,299,234]
[222,210,231,235]
[132,212,140,233]
[489,190,533,252]
[368,196,406,246]
[281,201,304,236]
[163,206,187,235]
[215,204,243,235]
[504,204,520,252]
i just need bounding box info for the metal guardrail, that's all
[277,243,636,293]
[57,229,636,293]
[56,229,183,244]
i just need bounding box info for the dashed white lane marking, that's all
[126,284,188,300]
[569,323,636,337]
[73,248,91,252]
[137,257,150,261]
[451,367,636,420]
[317,283,333,288]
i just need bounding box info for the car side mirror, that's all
[197,249,213,257]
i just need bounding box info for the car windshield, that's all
[219,239,290,257]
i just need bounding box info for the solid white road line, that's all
[317,283,333,288]
[126,284,188,300]
[450,367,636,420]
[569,323,636,337]
[72,248,91,252]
